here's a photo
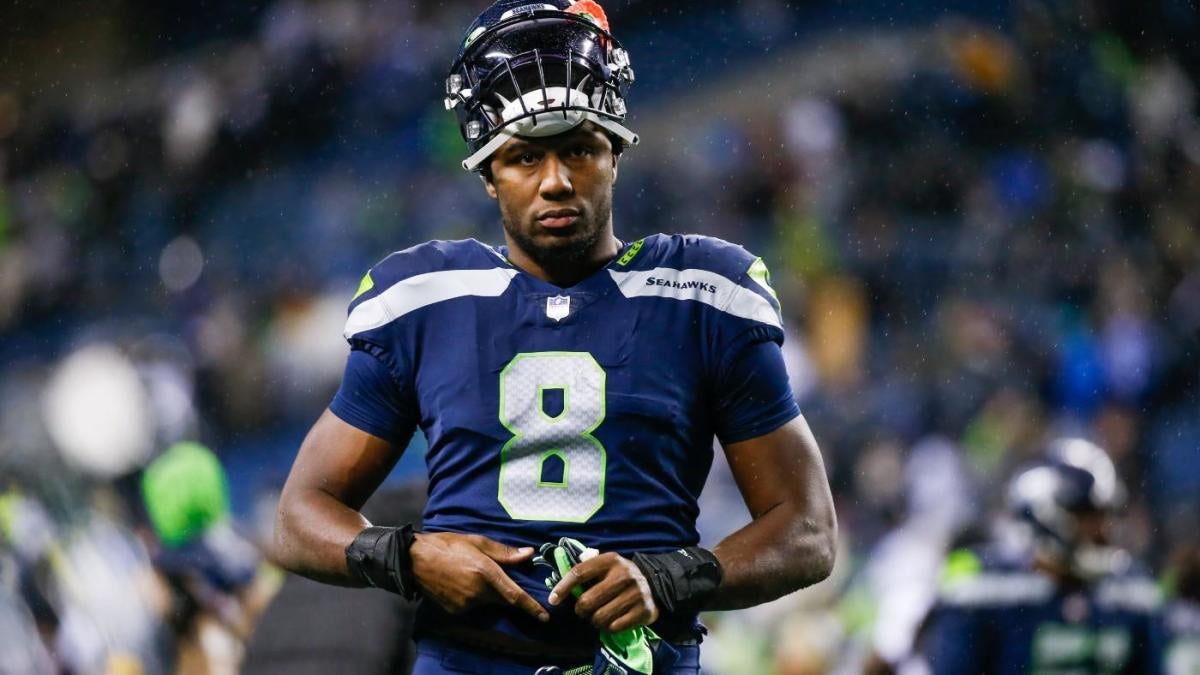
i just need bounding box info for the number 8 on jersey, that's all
[498,352,607,523]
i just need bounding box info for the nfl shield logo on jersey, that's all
[546,295,571,322]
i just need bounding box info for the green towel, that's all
[534,537,659,675]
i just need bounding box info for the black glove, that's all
[631,547,722,618]
[344,524,420,600]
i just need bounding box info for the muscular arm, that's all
[272,409,402,585]
[541,342,837,629]
[273,408,549,620]
[707,414,837,609]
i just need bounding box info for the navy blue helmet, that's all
[1007,438,1128,579]
[445,0,639,172]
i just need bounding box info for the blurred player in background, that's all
[140,441,267,675]
[920,438,1164,674]
[272,1,837,674]
[1165,545,1200,675]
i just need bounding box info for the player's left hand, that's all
[548,551,659,632]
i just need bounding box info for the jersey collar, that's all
[485,238,632,296]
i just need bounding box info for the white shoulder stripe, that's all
[941,573,1055,607]
[608,267,782,329]
[345,267,518,338]
[1096,578,1162,612]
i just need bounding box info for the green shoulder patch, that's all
[616,239,645,266]
[352,271,375,301]
[941,548,983,587]
[747,257,779,302]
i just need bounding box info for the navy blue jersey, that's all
[922,547,1165,675]
[1165,600,1200,675]
[329,234,799,646]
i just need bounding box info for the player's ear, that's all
[611,152,620,186]
[481,172,498,200]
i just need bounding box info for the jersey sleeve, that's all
[700,242,795,443]
[329,347,419,448]
[329,264,421,447]
[712,339,800,444]
[711,251,786,362]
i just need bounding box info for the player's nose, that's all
[538,153,573,199]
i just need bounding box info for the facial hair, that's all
[501,195,613,279]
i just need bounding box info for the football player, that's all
[1165,545,1200,675]
[271,1,837,674]
[921,438,1164,674]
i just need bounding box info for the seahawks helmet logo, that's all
[463,26,487,48]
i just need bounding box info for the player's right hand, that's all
[409,532,550,622]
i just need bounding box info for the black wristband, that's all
[344,524,420,600]
[631,546,722,617]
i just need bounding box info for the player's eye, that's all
[568,146,594,158]
[518,152,539,166]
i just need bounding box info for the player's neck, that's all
[506,231,622,288]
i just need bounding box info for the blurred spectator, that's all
[1164,544,1200,675]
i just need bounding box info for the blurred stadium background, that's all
[1,0,1199,673]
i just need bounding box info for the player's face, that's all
[484,123,618,267]
[1075,509,1111,546]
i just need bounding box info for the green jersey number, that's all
[498,352,607,522]
[1032,624,1131,674]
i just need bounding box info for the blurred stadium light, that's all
[42,343,154,478]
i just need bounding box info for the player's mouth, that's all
[536,208,581,229]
